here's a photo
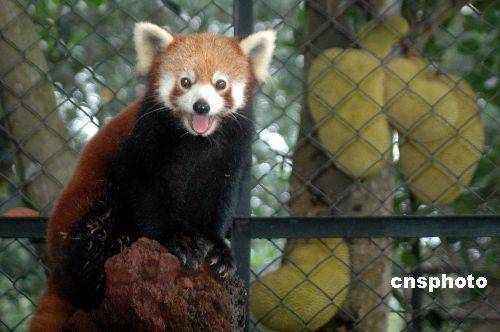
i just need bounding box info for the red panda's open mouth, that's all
[190,114,212,134]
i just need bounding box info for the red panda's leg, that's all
[48,101,140,264]
[56,196,134,310]
[161,230,236,278]
[163,232,214,270]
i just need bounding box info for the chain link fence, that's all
[231,217,499,331]
[0,0,498,331]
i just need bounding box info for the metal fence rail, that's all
[0,216,498,331]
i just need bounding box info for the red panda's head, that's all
[133,22,276,136]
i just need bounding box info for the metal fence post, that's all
[234,0,253,37]
[231,218,251,288]
[233,2,253,329]
[233,0,253,218]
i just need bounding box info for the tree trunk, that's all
[0,0,77,215]
[289,1,394,330]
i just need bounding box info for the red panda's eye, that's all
[180,78,191,88]
[215,79,226,90]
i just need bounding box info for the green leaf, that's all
[401,251,419,267]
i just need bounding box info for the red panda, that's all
[29,22,276,331]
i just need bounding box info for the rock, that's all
[64,238,246,331]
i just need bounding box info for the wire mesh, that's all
[231,217,499,331]
[0,0,498,331]
[248,236,499,331]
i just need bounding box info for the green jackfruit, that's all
[308,48,392,178]
[359,16,410,58]
[399,78,484,206]
[250,239,350,331]
[385,57,461,141]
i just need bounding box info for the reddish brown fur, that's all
[46,35,255,265]
[30,33,259,331]
[223,87,235,109]
[29,102,140,331]
[47,101,140,263]
[244,58,257,101]
[169,85,183,109]
[148,33,254,97]
[151,33,248,84]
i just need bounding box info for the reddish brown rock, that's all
[64,238,246,331]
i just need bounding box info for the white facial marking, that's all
[181,69,196,82]
[156,71,248,136]
[231,82,246,111]
[158,73,175,108]
[177,83,225,114]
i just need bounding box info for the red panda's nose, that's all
[193,100,210,114]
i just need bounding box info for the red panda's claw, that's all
[178,253,187,266]
[164,234,212,271]
[207,243,236,278]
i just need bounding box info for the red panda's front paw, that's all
[206,242,236,278]
[164,234,213,270]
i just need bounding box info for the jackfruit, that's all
[307,48,392,178]
[384,57,462,142]
[250,238,350,331]
[359,16,410,58]
[437,73,480,130]
[399,78,484,206]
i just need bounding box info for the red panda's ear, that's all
[240,30,276,82]
[134,22,174,75]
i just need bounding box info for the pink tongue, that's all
[191,115,210,134]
